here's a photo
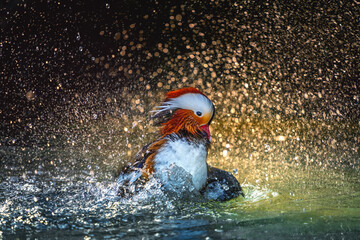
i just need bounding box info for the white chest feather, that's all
[154,138,208,190]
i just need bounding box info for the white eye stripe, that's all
[152,93,213,117]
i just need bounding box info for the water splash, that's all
[0,0,359,238]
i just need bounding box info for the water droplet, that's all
[222,150,228,157]
[233,168,238,175]
[265,144,271,152]
[105,3,110,9]
[76,33,81,41]
[26,91,36,101]
[79,46,83,52]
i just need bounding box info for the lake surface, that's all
[1,118,359,239]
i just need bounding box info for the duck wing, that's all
[117,138,167,197]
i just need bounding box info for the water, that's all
[1,0,359,238]
[1,118,359,239]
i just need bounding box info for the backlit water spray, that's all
[1,0,359,239]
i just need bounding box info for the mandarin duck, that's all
[117,87,243,200]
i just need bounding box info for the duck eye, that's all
[196,111,202,117]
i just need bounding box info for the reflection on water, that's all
[1,118,359,239]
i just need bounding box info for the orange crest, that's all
[165,87,205,100]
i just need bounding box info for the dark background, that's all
[1,0,359,139]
